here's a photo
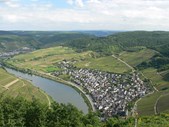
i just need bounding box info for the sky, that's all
[0,0,169,31]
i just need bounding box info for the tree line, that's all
[1,97,169,127]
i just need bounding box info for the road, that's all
[112,54,135,72]
[3,79,19,89]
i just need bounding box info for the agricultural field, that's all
[157,93,169,113]
[137,68,169,116]
[118,49,169,116]
[7,46,131,73]
[7,46,94,72]
[0,68,51,105]
[119,48,156,67]
[137,90,169,116]
[137,92,161,115]
[75,56,131,73]
[160,70,169,82]
[141,68,169,90]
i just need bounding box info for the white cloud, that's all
[66,0,84,7]
[1,0,20,8]
[0,0,169,30]
[75,0,84,7]
[67,0,74,5]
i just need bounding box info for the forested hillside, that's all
[62,31,169,77]
[63,31,169,56]
[1,31,169,57]
[110,31,169,56]
[1,97,169,127]
[0,31,93,52]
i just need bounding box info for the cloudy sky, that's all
[0,0,169,31]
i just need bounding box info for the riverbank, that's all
[0,67,52,105]
[2,62,94,112]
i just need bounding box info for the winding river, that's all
[5,67,88,114]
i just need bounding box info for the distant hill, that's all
[77,30,123,37]
[110,31,169,56]
[1,30,169,74]
[62,31,169,78]
[63,31,169,56]
[0,31,94,52]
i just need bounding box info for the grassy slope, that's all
[7,46,130,73]
[137,67,169,115]
[119,48,156,67]
[0,68,51,104]
[8,46,76,72]
[137,69,169,115]
[137,92,161,115]
[157,94,169,113]
[75,56,130,73]
[142,68,169,90]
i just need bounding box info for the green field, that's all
[119,48,156,67]
[0,68,51,105]
[137,90,169,116]
[7,46,131,73]
[137,92,161,115]
[75,56,130,73]
[157,94,169,113]
[7,46,96,72]
[137,68,169,116]
[142,68,169,90]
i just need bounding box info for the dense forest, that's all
[1,97,169,127]
[1,31,169,57]
[63,31,169,56]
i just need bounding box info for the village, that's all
[0,47,32,58]
[52,60,150,118]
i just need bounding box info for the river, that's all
[5,67,88,114]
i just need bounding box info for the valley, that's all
[1,0,169,125]
[1,31,169,126]
[4,44,169,117]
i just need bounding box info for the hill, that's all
[6,46,131,74]
[78,30,123,37]
[0,67,51,105]
[0,31,94,52]
[63,31,169,56]
[62,31,169,88]
[1,30,169,119]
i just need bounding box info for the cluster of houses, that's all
[0,47,32,58]
[52,60,149,117]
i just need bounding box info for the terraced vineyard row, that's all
[0,68,50,105]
